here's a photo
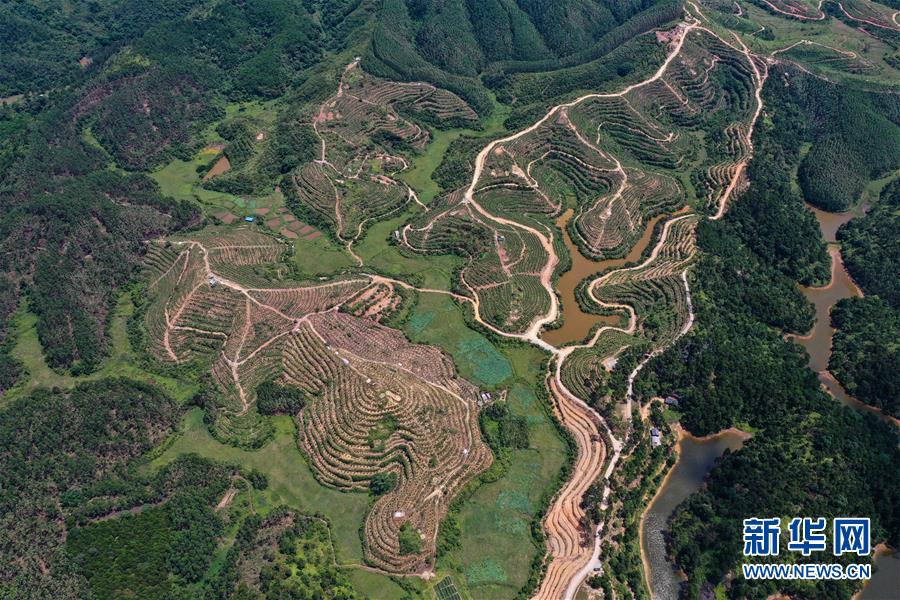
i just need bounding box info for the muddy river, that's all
[641,429,749,599]
[793,244,861,373]
[541,209,666,347]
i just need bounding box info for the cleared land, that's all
[126,1,895,596]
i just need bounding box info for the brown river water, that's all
[540,209,667,347]
[792,204,898,425]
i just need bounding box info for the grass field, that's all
[347,568,420,599]
[2,294,196,405]
[151,151,240,210]
[152,410,419,595]
[400,294,566,598]
[151,410,377,564]
[354,209,463,290]
[404,294,512,387]
[292,233,356,276]
[447,380,568,599]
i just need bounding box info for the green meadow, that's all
[403,293,567,599]
[399,94,511,205]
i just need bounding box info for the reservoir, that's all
[541,209,666,347]
[793,245,861,374]
[640,429,749,599]
[792,205,898,425]
[796,204,900,597]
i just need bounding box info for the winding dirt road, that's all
[453,7,765,596]
[307,9,761,595]
[450,22,709,600]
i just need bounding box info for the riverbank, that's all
[541,209,672,347]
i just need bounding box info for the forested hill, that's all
[640,65,900,598]
[0,0,333,99]
[829,180,900,418]
[365,0,682,113]
[0,0,366,384]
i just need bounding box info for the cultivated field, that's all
[141,225,491,574]
[134,0,894,596]
[286,61,478,262]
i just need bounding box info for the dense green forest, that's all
[0,0,325,99]
[830,179,900,417]
[67,455,235,599]
[792,78,900,212]
[364,0,681,114]
[638,67,900,598]
[725,69,831,287]
[829,297,899,418]
[0,376,342,599]
[66,454,322,600]
[839,179,900,308]
[0,380,182,597]
[0,121,198,373]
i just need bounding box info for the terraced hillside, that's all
[285,60,478,263]
[392,11,772,595]
[124,0,900,596]
[6,0,899,598]
[141,226,491,574]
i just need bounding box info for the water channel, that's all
[791,204,898,425]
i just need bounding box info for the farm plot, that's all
[573,27,760,220]
[141,227,371,413]
[140,226,490,574]
[476,115,620,215]
[777,41,878,76]
[286,61,478,249]
[434,576,463,600]
[755,0,825,20]
[838,0,900,29]
[560,329,637,403]
[402,193,552,334]
[397,27,759,343]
